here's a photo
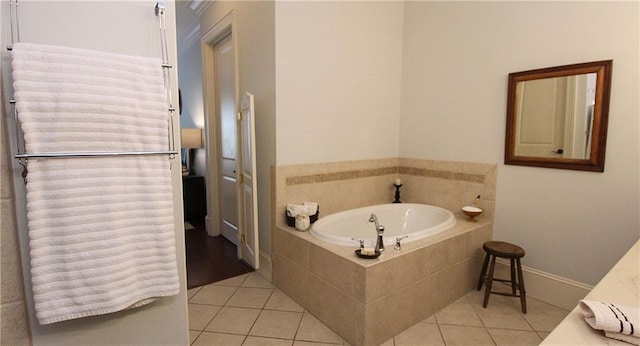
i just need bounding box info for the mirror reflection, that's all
[515,73,596,159]
[505,60,612,172]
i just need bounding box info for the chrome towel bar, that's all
[15,150,179,160]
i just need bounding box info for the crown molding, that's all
[177,19,201,56]
[185,0,214,17]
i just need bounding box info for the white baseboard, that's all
[205,215,219,237]
[495,259,592,311]
[257,251,272,282]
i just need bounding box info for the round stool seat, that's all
[477,240,527,313]
[483,241,525,259]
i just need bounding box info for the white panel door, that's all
[214,33,239,245]
[238,92,259,268]
[515,77,567,158]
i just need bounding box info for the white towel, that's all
[579,300,639,345]
[286,202,318,217]
[303,202,318,215]
[12,42,179,325]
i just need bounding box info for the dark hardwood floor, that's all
[185,219,254,289]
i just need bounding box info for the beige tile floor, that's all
[187,272,570,346]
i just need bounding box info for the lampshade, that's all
[181,128,204,149]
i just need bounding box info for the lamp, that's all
[180,128,204,175]
[181,128,204,149]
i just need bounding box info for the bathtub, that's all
[310,203,456,247]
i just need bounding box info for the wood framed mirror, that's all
[505,60,612,172]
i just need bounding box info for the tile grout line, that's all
[243,287,276,341]
[433,315,447,346]
[469,299,498,345]
[291,310,305,343]
[187,286,207,346]
[189,274,247,344]
[189,276,566,345]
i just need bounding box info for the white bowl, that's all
[461,206,483,221]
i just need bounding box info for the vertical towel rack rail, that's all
[8,1,179,161]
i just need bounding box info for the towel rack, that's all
[14,151,180,160]
[8,1,179,161]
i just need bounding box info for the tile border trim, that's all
[285,166,484,186]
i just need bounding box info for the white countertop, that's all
[542,240,639,345]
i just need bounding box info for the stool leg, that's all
[483,255,496,308]
[477,253,490,291]
[516,258,527,314]
[510,258,517,295]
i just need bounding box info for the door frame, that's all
[201,11,239,239]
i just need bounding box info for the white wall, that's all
[275,1,405,164]
[177,6,205,130]
[176,3,206,176]
[187,1,638,288]
[400,1,639,285]
[1,1,189,344]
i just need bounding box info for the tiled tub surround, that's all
[272,158,496,345]
[274,158,496,220]
[273,219,492,345]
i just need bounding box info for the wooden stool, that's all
[476,241,527,314]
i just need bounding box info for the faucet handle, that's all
[351,238,365,249]
[394,236,409,250]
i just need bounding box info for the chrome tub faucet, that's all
[369,213,385,252]
[394,236,408,250]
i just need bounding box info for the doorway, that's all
[210,32,240,246]
[201,9,260,268]
[178,10,254,289]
